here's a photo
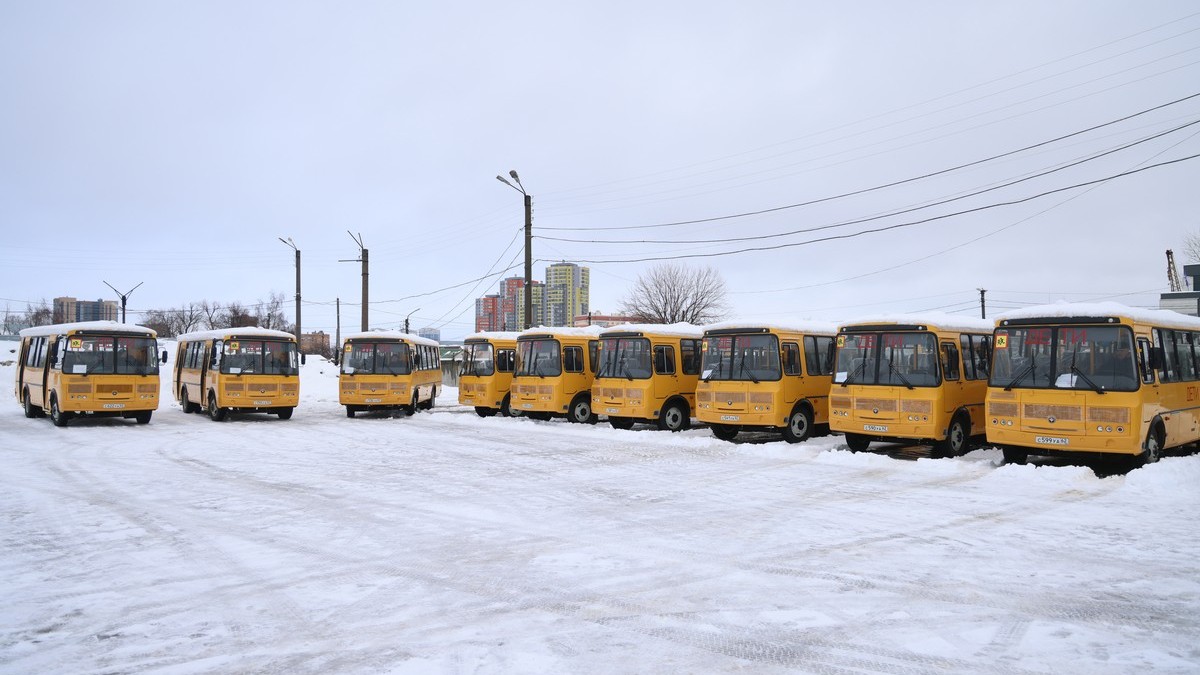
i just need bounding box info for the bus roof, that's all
[464,331,523,343]
[599,322,704,339]
[838,312,993,334]
[19,320,157,338]
[995,301,1200,330]
[341,330,440,347]
[703,319,839,336]
[177,327,297,342]
[517,325,605,339]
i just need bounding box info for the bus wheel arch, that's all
[935,411,971,458]
[781,401,815,443]
[49,394,70,427]
[1142,420,1166,465]
[23,388,43,419]
[207,390,226,421]
[657,398,690,432]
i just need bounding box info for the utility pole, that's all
[405,307,421,335]
[279,238,301,349]
[340,232,369,331]
[103,281,143,324]
[497,169,533,329]
[335,298,341,364]
[978,288,986,319]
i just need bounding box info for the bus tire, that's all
[935,415,969,458]
[568,396,596,424]
[711,424,738,441]
[1141,424,1165,465]
[346,406,356,418]
[781,405,814,443]
[609,416,635,430]
[1002,446,1027,465]
[475,406,497,418]
[409,393,420,415]
[207,392,226,422]
[844,433,871,453]
[276,407,294,420]
[134,411,152,425]
[23,389,43,419]
[500,394,519,418]
[657,400,690,432]
[180,387,199,414]
[50,395,70,427]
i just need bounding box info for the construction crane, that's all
[1167,249,1184,292]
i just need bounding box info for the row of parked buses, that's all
[14,302,1200,466]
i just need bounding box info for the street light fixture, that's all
[404,307,421,335]
[103,281,143,324]
[278,237,301,348]
[496,170,533,329]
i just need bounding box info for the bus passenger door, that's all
[940,341,963,420]
[652,344,677,404]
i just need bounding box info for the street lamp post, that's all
[103,281,143,324]
[496,170,532,330]
[279,238,301,349]
[404,307,421,335]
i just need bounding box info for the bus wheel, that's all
[658,401,690,432]
[134,411,152,425]
[1141,425,1165,465]
[781,406,813,443]
[475,406,497,418]
[935,415,969,458]
[346,406,356,418]
[844,433,871,453]
[409,393,420,415]
[50,395,70,427]
[1002,446,1027,465]
[23,390,43,419]
[609,416,635,430]
[500,394,520,418]
[711,424,738,441]
[207,392,227,421]
[568,396,596,424]
[276,407,294,420]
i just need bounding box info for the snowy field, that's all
[2,350,1199,674]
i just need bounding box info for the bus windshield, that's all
[516,339,561,377]
[62,335,159,376]
[341,342,411,375]
[834,332,939,387]
[460,343,495,377]
[701,333,781,382]
[596,337,652,379]
[990,325,1137,392]
[221,340,299,375]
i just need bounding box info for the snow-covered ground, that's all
[2,351,1198,674]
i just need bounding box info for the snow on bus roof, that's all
[176,327,297,342]
[19,320,156,338]
[464,331,523,342]
[518,325,605,339]
[995,301,1200,329]
[837,312,993,333]
[599,322,705,338]
[341,330,440,347]
[703,319,839,335]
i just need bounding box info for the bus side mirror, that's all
[301,353,306,365]
[161,350,169,363]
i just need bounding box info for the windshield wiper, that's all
[841,356,868,387]
[1003,360,1035,391]
[887,356,914,390]
[736,353,759,384]
[1067,344,1105,394]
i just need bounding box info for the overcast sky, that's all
[2,1,1197,340]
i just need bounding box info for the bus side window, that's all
[588,340,599,374]
[1137,338,1155,384]
[941,343,960,381]
[654,345,675,375]
[782,342,802,376]
[680,339,700,375]
[1156,329,1178,382]
[497,349,514,373]
[564,346,584,373]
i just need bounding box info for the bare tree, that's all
[1184,232,1200,263]
[619,263,728,325]
[170,302,205,336]
[141,309,172,337]
[199,300,223,330]
[222,301,256,328]
[254,292,291,331]
[26,301,53,328]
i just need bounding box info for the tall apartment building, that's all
[475,294,501,332]
[418,327,441,342]
[54,297,118,323]
[544,262,589,328]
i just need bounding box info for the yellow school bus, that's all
[175,327,300,421]
[511,326,603,423]
[830,315,994,457]
[592,323,704,432]
[16,321,164,427]
[987,302,1200,466]
[459,331,521,417]
[340,331,442,418]
[696,321,838,442]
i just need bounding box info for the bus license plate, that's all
[365,398,382,403]
[606,407,620,414]
[864,424,888,432]
[102,403,125,409]
[1035,436,1069,446]
[720,415,740,421]
[522,403,533,409]
[254,399,272,405]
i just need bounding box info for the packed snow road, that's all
[1,357,1198,674]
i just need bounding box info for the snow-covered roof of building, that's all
[702,319,839,336]
[464,331,523,343]
[518,325,605,339]
[598,322,705,339]
[995,301,1200,329]
[176,327,297,342]
[19,320,157,338]
[341,330,440,347]
[838,312,993,334]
